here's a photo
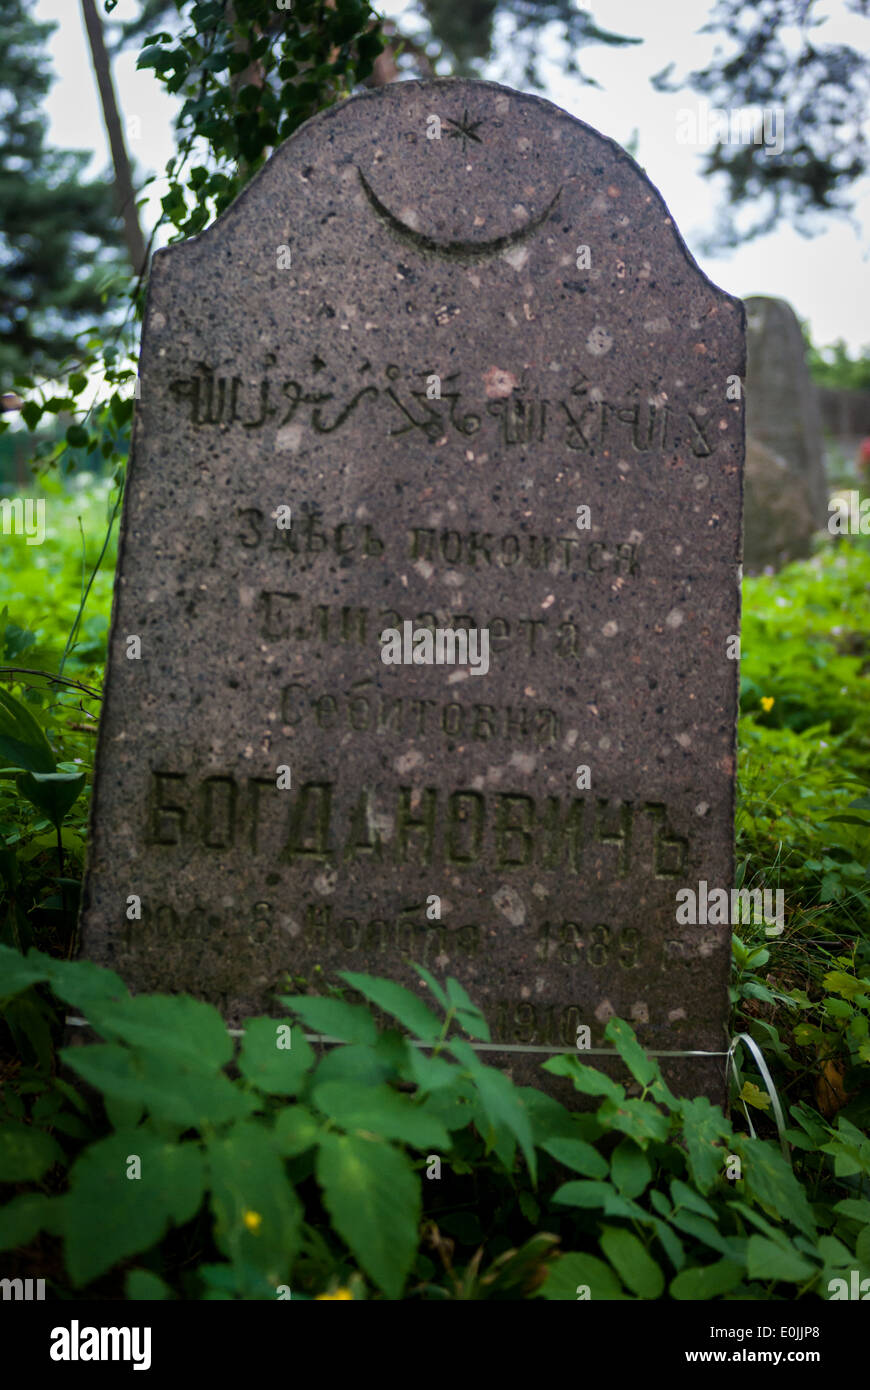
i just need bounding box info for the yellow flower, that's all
[243,1209,262,1232]
[760,696,774,712]
[315,1288,353,1300]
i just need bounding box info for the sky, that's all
[33,0,870,355]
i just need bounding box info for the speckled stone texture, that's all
[79,79,744,1105]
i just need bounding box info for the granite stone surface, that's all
[79,79,745,1103]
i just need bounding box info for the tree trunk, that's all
[80,0,148,277]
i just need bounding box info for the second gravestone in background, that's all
[80,79,744,1103]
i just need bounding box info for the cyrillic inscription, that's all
[281,684,561,745]
[146,769,690,878]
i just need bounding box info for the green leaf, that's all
[552,1180,615,1209]
[602,1189,650,1221]
[44,395,76,415]
[789,1102,830,1146]
[600,1226,664,1299]
[598,1096,670,1145]
[737,1138,817,1239]
[62,1044,256,1129]
[206,1122,302,1283]
[833,1197,870,1222]
[65,424,89,449]
[449,1038,536,1181]
[475,1095,520,1170]
[518,1190,540,1225]
[670,1259,745,1299]
[311,1042,395,1088]
[824,970,870,1000]
[0,1192,59,1249]
[522,1088,588,1144]
[311,1081,449,1148]
[126,1269,172,1299]
[64,1128,206,1286]
[668,1209,745,1261]
[18,827,82,862]
[316,1131,419,1299]
[650,1190,672,1219]
[539,1135,609,1179]
[338,971,442,1042]
[542,1053,625,1100]
[4,988,54,1070]
[278,994,377,1045]
[237,1017,314,1095]
[604,1017,658,1087]
[670,1178,717,1221]
[728,1198,791,1244]
[86,992,233,1071]
[680,1097,733,1192]
[740,1079,775,1112]
[0,1121,63,1181]
[444,976,491,1040]
[410,963,449,1013]
[611,1139,652,1197]
[816,1233,858,1270]
[16,769,86,827]
[650,1215,685,1272]
[36,953,130,1016]
[403,1049,458,1093]
[103,1086,143,1130]
[746,1235,817,1283]
[418,1083,474,1133]
[0,688,55,774]
[539,1251,627,1300]
[742,981,776,1004]
[0,945,53,999]
[270,1104,321,1156]
[823,998,852,1020]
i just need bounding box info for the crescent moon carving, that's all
[357,168,562,260]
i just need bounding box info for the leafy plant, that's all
[0,687,86,841]
[1,948,868,1300]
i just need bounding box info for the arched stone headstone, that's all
[745,294,828,528]
[743,437,815,574]
[80,80,744,1102]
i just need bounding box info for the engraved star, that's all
[446,109,483,153]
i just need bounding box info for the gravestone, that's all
[744,295,828,527]
[80,79,744,1104]
[743,437,815,574]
